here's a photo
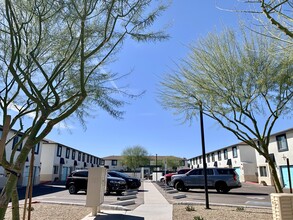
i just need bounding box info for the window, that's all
[12,136,23,151]
[218,151,222,161]
[211,153,215,162]
[112,160,117,166]
[90,156,93,163]
[100,160,105,165]
[207,154,210,163]
[57,145,62,157]
[34,143,40,154]
[189,169,203,175]
[0,130,2,139]
[259,166,267,177]
[199,156,202,164]
[232,147,238,158]
[66,148,70,159]
[78,152,81,161]
[224,149,228,160]
[195,158,198,165]
[217,168,235,175]
[53,166,59,174]
[72,150,76,160]
[276,134,288,152]
[82,153,85,162]
[73,171,88,177]
[87,154,90,163]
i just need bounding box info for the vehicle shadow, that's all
[187,190,269,196]
[18,183,67,200]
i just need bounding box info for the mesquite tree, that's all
[0,0,168,218]
[159,28,293,193]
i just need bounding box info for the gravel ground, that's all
[173,204,273,220]
[4,203,92,220]
[4,203,273,220]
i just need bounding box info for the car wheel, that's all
[116,191,123,196]
[175,181,186,191]
[68,185,77,194]
[105,187,110,195]
[216,182,229,194]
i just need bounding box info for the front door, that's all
[281,166,293,189]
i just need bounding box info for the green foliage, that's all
[0,0,169,218]
[236,206,245,212]
[122,145,150,172]
[159,27,292,193]
[185,205,195,212]
[193,216,204,220]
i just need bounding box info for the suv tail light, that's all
[233,173,237,181]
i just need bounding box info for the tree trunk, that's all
[11,187,20,220]
[268,159,283,193]
[0,173,18,219]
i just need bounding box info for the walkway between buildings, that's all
[82,180,172,220]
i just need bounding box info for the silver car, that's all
[170,168,241,193]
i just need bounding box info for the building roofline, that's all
[188,127,293,160]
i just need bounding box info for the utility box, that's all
[86,167,106,215]
[271,193,293,220]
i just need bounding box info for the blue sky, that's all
[46,1,293,159]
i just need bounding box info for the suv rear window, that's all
[73,171,88,177]
[217,169,235,175]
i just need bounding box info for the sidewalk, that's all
[82,181,172,220]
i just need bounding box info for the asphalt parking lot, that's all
[154,181,291,208]
[17,181,145,210]
[16,180,291,210]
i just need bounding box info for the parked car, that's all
[65,170,127,195]
[170,168,241,193]
[108,171,141,189]
[164,168,191,185]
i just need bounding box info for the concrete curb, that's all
[111,199,136,206]
[166,189,178,194]
[117,195,137,201]
[173,194,187,199]
[123,190,138,196]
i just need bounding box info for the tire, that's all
[184,187,189,192]
[175,181,186,191]
[68,185,77,194]
[105,187,110,195]
[216,182,229,194]
[116,191,123,196]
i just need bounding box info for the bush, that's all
[236,206,245,211]
[194,216,204,220]
[185,205,195,211]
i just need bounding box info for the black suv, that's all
[170,168,241,193]
[65,170,127,195]
[108,171,141,189]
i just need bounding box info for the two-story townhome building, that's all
[103,155,189,173]
[189,143,258,182]
[0,128,42,188]
[255,128,293,188]
[40,139,103,182]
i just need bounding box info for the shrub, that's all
[185,205,195,211]
[236,206,245,211]
[194,216,204,220]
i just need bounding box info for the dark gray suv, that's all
[65,170,127,195]
[170,168,241,193]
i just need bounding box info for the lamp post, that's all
[156,154,158,181]
[199,102,210,209]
